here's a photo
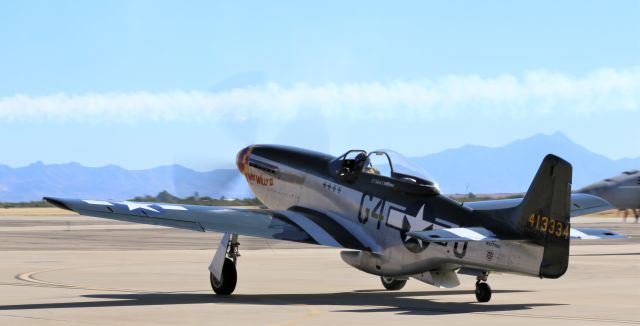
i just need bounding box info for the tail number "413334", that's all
[528,213,569,239]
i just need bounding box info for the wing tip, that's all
[43,197,73,212]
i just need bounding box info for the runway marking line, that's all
[14,266,326,326]
[16,268,148,293]
[11,267,639,325]
[0,313,115,326]
[14,266,207,294]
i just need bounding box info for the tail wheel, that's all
[381,276,407,290]
[475,281,491,302]
[210,258,237,295]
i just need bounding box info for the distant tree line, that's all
[1,191,525,208]
[130,191,262,206]
[1,191,262,208]
[0,201,51,208]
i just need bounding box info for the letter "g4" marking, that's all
[357,193,386,229]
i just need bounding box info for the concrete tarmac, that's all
[0,212,638,325]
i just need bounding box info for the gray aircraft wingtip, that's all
[43,197,73,212]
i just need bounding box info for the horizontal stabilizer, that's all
[570,228,625,240]
[464,193,613,217]
[409,227,626,242]
[408,227,499,242]
[408,226,625,242]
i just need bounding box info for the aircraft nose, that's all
[236,146,253,173]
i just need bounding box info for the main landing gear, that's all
[474,271,491,302]
[209,233,240,295]
[380,276,407,290]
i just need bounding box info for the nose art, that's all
[236,146,253,173]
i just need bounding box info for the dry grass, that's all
[0,207,77,216]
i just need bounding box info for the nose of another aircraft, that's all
[236,146,253,173]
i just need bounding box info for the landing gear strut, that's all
[209,233,240,295]
[381,276,407,290]
[474,271,491,302]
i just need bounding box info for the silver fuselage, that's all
[242,152,545,281]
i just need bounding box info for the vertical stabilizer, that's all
[512,154,572,278]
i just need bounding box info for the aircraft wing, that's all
[408,226,625,242]
[463,193,613,217]
[43,197,379,252]
[570,228,626,240]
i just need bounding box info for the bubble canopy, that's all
[369,149,437,186]
[331,148,438,189]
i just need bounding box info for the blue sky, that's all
[1,1,639,170]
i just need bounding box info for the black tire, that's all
[475,282,491,302]
[210,258,237,295]
[381,276,407,290]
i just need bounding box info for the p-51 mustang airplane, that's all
[45,145,624,302]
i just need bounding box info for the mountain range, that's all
[0,163,250,202]
[1,132,638,202]
[414,132,640,194]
